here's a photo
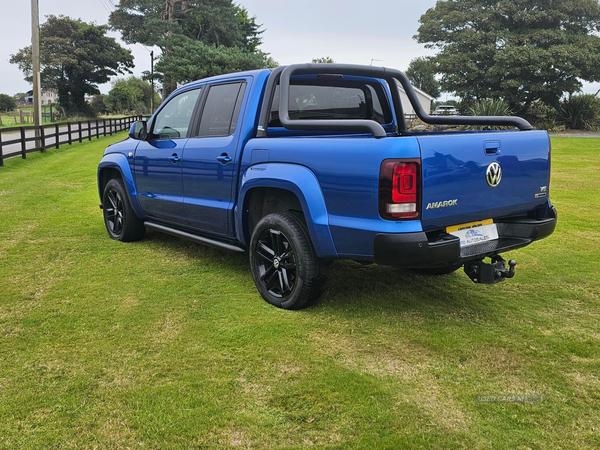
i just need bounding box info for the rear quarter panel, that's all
[240,136,423,258]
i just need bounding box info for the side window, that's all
[153,89,201,139]
[198,82,244,137]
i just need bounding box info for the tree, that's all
[0,94,17,112]
[105,77,159,114]
[312,57,335,63]
[109,0,273,100]
[406,57,440,99]
[155,35,276,85]
[415,0,600,110]
[10,15,134,116]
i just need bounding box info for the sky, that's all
[1,0,599,99]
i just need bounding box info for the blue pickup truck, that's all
[97,64,556,309]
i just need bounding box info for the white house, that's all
[25,90,59,105]
[396,81,435,115]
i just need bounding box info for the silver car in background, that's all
[434,105,459,115]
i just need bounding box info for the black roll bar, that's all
[274,63,533,138]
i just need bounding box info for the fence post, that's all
[55,124,60,149]
[40,126,46,153]
[103,119,107,136]
[67,123,72,145]
[96,120,99,139]
[109,119,113,135]
[20,128,26,159]
[0,131,3,167]
[78,122,83,143]
[87,120,92,141]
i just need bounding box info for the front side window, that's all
[153,89,201,139]
[198,82,245,137]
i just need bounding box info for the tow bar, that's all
[464,256,516,284]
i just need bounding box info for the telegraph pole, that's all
[31,0,42,147]
[150,50,155,113]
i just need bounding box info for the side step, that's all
[144,222,246,253]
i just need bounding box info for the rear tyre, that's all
[102,178,146,242]
[412,264,462,276]
[249,213,327,310]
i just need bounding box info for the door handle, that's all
[168,154,181,163]
[217,153,232,164]
[484,141,501,155]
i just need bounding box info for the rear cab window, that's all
[268,77,393,131]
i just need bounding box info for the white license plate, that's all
[446,220,499,248]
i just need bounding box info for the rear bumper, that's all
[374,206,557,268]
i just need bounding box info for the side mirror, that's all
[129,120,147,140]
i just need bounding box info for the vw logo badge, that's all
[486,162,502,187]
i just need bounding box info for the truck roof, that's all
[178,69,272,90]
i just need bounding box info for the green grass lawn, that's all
[0,135,598,449]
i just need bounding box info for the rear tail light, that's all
[379,159,421,220]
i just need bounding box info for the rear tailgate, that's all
[418,130,550,231]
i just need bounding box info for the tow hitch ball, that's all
[464,256,517,284]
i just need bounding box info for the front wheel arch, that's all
[98,153,145,219]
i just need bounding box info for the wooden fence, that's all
[0,116,142,167]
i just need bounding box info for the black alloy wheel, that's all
[255,228,297,298]
[249,213,327,310]
[102,178,146,242]
[105,188,125,236]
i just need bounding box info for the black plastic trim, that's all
[257,66,285,138]
[374,232,460,267]
[374,211,556,268]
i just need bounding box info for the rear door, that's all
[181,80,247,235]
[134,88,202,225]
[418,130,551,231]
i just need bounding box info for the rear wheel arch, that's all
[236,164,338,259]
[242,187,306,245]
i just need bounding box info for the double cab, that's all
[97,64,556,309]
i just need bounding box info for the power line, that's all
[98,0,153,54]
[98,0,112,15]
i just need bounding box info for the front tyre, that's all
[102,178,146,242]
[249,213,327,310]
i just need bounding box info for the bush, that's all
[525,101,558,131]
[90,95,109,116]
[105,77,158,115]
[468,99,512,117]
[465,99,512,130]
[557,94,600,130]
[0,94,17,112]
